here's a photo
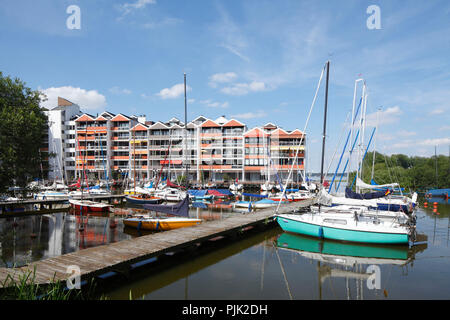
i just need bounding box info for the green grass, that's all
[0,266,93,300]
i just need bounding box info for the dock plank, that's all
[0,198,313,287]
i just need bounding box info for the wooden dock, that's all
[0,199,314,288]
[0,195,126,216]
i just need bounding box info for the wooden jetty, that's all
[0,199,314,288]
[0,195,126,217]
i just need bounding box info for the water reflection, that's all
[275,232,427,300]
[0,212,133,268]
[0,201,237,268]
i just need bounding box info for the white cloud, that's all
[156,83,191,99]
[439,125,450,131]
[142,17,183,29]
[365,106,402,127]
[109,86,132,95]
[231,110,267,119]
[430,108,445,115]
[118,0,156,17]
[40,86,107,110]
[221,81,267,96]
[213,4,250,62]
[199,99,229,108]
[391,137,450,150]
[209,72,237,88]
[397,130,417,137]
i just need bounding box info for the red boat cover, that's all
[166,179,186,189]
[207,189,227,197]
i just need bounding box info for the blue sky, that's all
[1,0,449,172]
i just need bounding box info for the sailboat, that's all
[125,129,163,205]
[124,73,200,230]
[275,61,413,244]
[123,194,201,231]
[69,120,112,213]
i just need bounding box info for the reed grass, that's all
[0,266,95,300]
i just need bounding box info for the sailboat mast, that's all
[371,107,381,181]
[184,73,188,188]
[81,121,86,201]
[320,61,330,185]
[435,145,438,188]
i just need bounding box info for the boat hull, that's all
[123,218,201,231]
[69,199,112,213]
[276,215,409,244]
[125,195,163,205]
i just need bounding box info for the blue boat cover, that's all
[242,193,268,198]
[345,187,390,200]
[143,195,189,217]
[427,188,450,196]
[191,201,208,209]
[188,189,208,197]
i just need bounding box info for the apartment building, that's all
[44,97,82,181]
[70,107,306,185]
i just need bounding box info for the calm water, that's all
[1,197,450,299]
[104,197,450,300]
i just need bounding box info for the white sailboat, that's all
[275,61,414,244]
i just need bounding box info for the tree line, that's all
[348,151,450,193]
[0,72,48,195]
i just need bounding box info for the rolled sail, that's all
[345,187,391,200]
[143,195,189,217]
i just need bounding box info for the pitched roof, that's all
[58,97,75,107]
[288,129,305,138]
[263,122,277,129]
[75,114,95,122]
[111,114,131,122]
[149,121,171,130]
[243,127,269,137]
[201,119,220,128]
[223,119,245,127]
[270,128,290,138]
[131,123,149,131]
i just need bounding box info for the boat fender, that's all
[137,221,142,231]
[156,221,160,231]
[318,226,324,238]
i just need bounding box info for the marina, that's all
[0,198,447,299]
[0,198,314,287]
[1,1,449,304]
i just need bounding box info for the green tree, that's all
[347,152,449,192]
[0,72,48,195]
